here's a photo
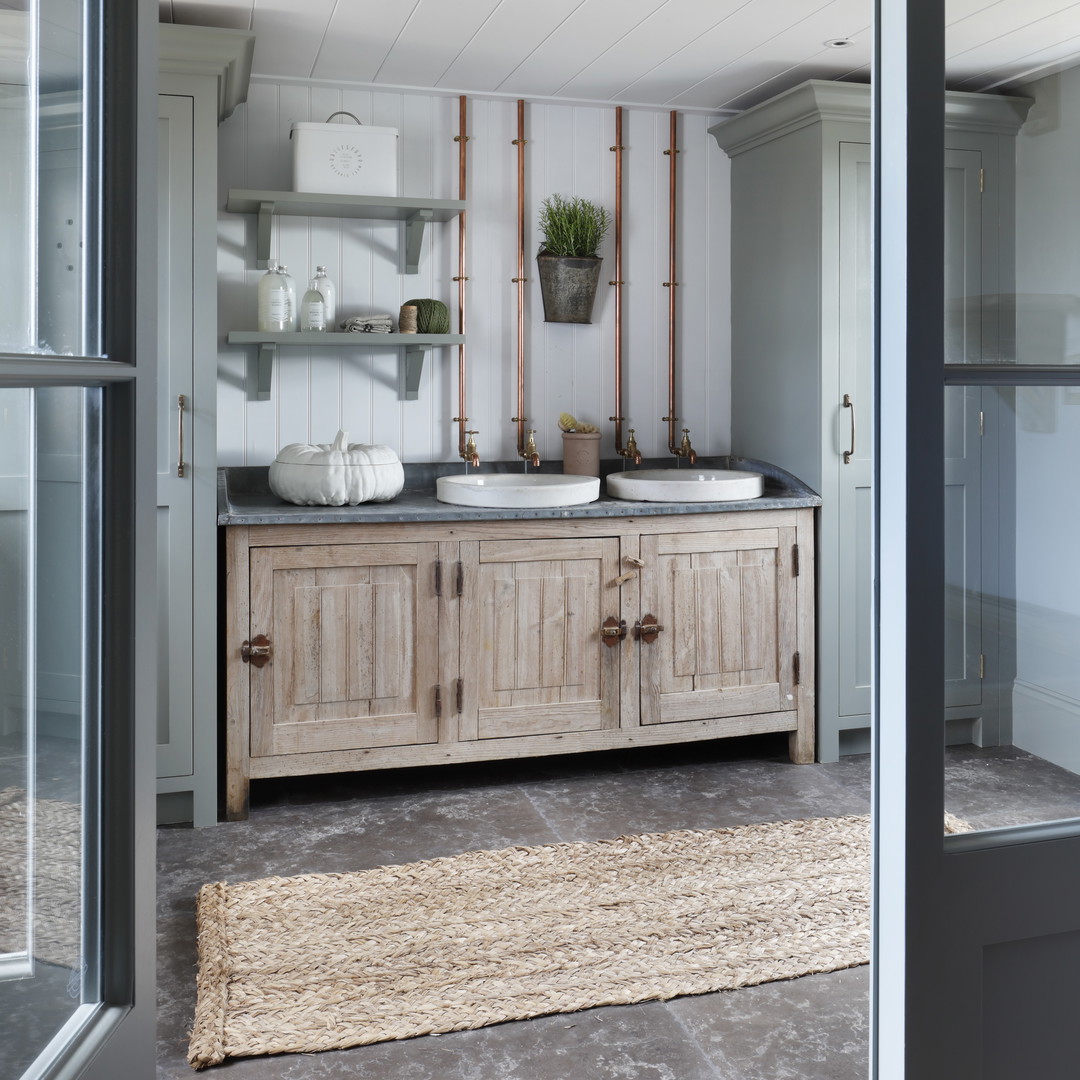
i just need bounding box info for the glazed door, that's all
[458,537,619,740]
[637,529,797,728]
[249,543,440,756]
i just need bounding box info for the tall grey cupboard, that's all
[156,27,253,824]
[710,80,1031,761]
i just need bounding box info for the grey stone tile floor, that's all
[156,736,1080,1079]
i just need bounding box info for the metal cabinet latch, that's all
[600,616,627,646]
[240,634,272,667]
[634,614,665,644]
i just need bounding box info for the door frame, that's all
[5,3,159,1077]
[873,3,1080,1077]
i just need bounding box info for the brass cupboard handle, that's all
[842,393,855,464]
[177,394,187,478]
[240,634,271,667]
[635,615,665,645]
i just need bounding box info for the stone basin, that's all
[605,468,764,502]
[436,473,600,508]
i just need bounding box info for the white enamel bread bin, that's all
[292,112,398,196]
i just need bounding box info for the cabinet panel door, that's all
[249,543,440,755]
[155,93,194,779]
[461,537,619,739]
[639,529,797,726]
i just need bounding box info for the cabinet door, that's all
[248,543,440,756]
[459,537,619,739]
[639,528,797,726]
[155,93,195,780]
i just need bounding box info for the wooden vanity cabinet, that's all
[248,541,441,758]
[457,537,621,741]
[224,509,814,820]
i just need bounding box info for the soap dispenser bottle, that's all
[277,265,299,331]
[257,260,291,332]
[313,266,336,329]
[300,273,326,332]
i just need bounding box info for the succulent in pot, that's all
[536,194,610,323]
[269,430,404,506]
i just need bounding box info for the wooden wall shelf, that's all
[226,330,465,401]
[225,189,467,271]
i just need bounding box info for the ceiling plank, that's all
[435,0,612,92]
[554,0,750,103]
[495,0,678,98]
[309,2,418,83]
[249,0,340,78]
[611,0,870,108]
[373,0,503,88]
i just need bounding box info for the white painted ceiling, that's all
[159,0,1080,114]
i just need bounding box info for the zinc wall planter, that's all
[537,254,602,324]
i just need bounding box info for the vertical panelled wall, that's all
[216,80,730,466]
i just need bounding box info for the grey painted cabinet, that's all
[156,28,253,824]
[711,80,1030,761]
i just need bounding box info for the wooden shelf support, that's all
[405,209,434,274]
[256,200,275,269]
[256,343,275,400]
[404,345,428,400]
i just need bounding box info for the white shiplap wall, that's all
[216,80,731,466]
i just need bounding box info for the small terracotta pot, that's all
[562,431,601,476]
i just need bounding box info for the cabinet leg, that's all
[226,772,250,821]
[788,725,815,765]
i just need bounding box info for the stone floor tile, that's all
[668,968,870,1080]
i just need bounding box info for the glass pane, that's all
[942,48,1080,831]
[0,0,100,356]
[0,385,101,1077]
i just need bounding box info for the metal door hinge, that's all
[435,683,442,719]
[434,560,442,597]
[793,651,801,686]
[455,677,464,714]
[793,544,800,577]
[979,653,985,680]
[455,561,464,597]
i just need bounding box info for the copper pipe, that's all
[608,107,639,464]
[453,96,479,465]
[512,99,538,465]
[663,110,695,463]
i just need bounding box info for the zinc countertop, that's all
[218,456,819,527]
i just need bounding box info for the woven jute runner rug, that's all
[188,812,966,1069]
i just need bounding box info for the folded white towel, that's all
[342,315,395,334]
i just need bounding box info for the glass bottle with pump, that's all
[257,260,291,332]
[277,265,299,331]
[313,266,336,329]
[300,274,326,332]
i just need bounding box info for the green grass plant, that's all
[537,194,610,258]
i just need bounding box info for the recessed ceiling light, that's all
[824,37,855,49]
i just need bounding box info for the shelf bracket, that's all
[256,343,275,400]
[404,209,434,274]
[256,200,275,269]
[404,345,428,400]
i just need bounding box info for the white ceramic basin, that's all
[436,473,600,508]
[606,468,764,502]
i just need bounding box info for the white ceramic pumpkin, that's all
[269,430,405,506]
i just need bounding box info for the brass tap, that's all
[464,430,480,467]
[624,428,642,466]
[524,428,540,467]
[678,427,697,464]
